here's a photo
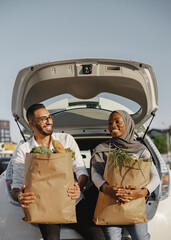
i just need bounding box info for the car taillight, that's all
[158,171,170,200]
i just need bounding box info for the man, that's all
[11,103,105,240]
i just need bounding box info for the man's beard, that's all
[35,123,53,136]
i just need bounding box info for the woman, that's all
[91,110,160,240]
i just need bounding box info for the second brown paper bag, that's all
[93,154,151,225]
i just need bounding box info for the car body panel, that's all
[11,58,158,134]
[148,179,171,238]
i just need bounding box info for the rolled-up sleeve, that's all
[11,142,26,189]
[11,141,31,189]
[66,134,88,180]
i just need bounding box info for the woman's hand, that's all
[101,183,148,204]
[67,182,81,200]
[18,185,36,209]
[116,185,148,203]
[100,183,120,201]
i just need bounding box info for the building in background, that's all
[0,120,16,173]
[0,120,11,142]
[0,120,16,156]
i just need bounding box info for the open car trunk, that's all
[11,58,158,135]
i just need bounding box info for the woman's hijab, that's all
[94,110,146,154]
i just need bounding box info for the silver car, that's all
[0,59,170,240]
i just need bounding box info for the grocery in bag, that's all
[23,141,77,224]
[94,149,151,225]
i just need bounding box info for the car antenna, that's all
[14,115,26,142]
[142,112,156,141]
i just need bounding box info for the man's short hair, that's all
[26,103,45,121]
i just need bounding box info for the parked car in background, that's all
[0,156,11,174]
[0,58,170,240]
[0,160,4,175]
[0,142,16,174]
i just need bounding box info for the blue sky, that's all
[0,0,171,143]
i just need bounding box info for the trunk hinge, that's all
[14,115,26,142]
[142,112,156,141]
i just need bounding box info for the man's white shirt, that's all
[11,132,88,203]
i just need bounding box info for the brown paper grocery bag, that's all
[23,152,77,224]
[94,154,151,225]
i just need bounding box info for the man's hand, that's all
[67,182,81,200]
[17,185,36,209]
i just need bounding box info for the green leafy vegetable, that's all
[65,148,76,160]
[30,146,76,159]
[30,146,53,154]
[108,144,145,178]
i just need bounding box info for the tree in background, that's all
[153,135,168,153]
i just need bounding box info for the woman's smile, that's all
[108,112,126,138]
